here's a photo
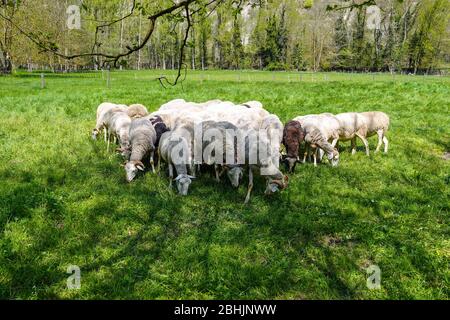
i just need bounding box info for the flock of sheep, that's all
[92,100,390,203]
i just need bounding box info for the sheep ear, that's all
[136,165,145,171]
[187,175,196,179]
[136,160,145,168]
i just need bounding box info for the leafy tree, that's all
[230,17,244,69]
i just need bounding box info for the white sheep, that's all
[260,114,284,156]
[201,120,244,185]
[244,132,288,204]
[127,104,149,119]
[359,111,390,153]
[294,114,340,165]
[158,130,195,196]
[334,112,370,155]
[123,118,157,182]
[304,128,340,167]
[107,111,132,154]
[159,99,187,111]
[92,102,127,141]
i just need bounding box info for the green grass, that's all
[0,70,449,300]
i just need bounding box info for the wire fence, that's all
[5,69,450,89]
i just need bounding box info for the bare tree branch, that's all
[91,0,137,59]
[327,0,377,12]
[0,0,203,65]
[157,3,193,87]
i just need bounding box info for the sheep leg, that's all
[103,127,107,142]
[107,132,111,152]
[302,147,308,163]
[156,150,161,173]
[150,155,156,174]
[351,137,357,155]
[331,138,338,148]
[215,165,221,182]
[356,133,370,156]
[303,144,311,163]
[168,164,174,187]
[375,130,383,153]
[383,136,389,153]
[313,149,318,167]
[244,168,254,204]
[318,148,325,161]
[157,156,161,173]
[189,163,196,178]
[218,166,227,178]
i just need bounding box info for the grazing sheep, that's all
[92,102,127,141]
[304,129,340,167]
[150,104,207,130]
[158,129,195,196]
[359,111,390,153]
[244,132,289,204]
[241,101,264,109]
[282,120,306,173]
[201,120,244,185]
[127,104,149,119]
[175,121,199,177]
[148,115,170,148]
[295,114,340,145]
[260,114,284,156]
[334,112,370,155]
[159,99,187,111]
[186,99,223,110]
[124,118,157,182]
[107,111,132,154]
[240,101,270,119]
[294,114,340,165]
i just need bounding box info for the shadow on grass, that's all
[0,136,448,299]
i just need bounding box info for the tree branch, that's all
[0,0,202,65]
[157,3,193,88]
[326,0,377,12]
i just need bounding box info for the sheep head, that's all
[175,174,195,196]
[223,165,244,188]
[265,175,289,195]
[283,156,300,173]
[328,149,340,167]
[125,160,145,182]
[91,129,99,140]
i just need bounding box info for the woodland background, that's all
[0,0,449,75]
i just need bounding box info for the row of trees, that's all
[1,0,449,74]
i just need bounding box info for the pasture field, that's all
[0,70,448,299]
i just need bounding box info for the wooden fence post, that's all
[106,70,111,88]
[41,73,46,89]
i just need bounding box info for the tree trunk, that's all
[191,27,196,70]
[0,51,12,74]
[137,13,142,70]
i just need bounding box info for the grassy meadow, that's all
[0,70,449,299]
